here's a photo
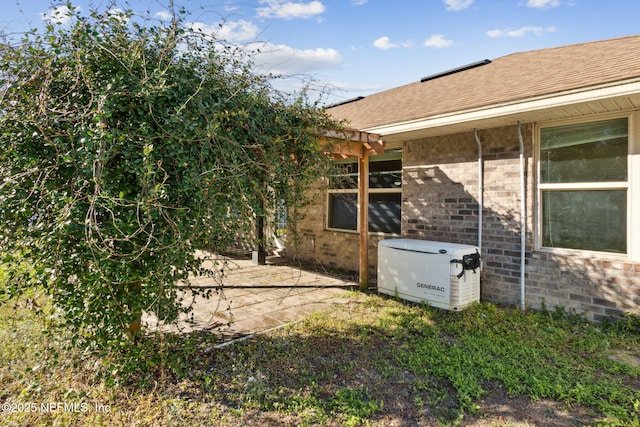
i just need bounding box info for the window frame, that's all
[535,112,639,260]
[326,159,359,232]
[326,151,402,235]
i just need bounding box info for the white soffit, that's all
[366,79,640,142]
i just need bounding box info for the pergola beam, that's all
[322,129,384,159]
[321,128,385,291]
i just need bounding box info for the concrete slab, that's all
[143,254,358,343]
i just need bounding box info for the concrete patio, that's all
[143,253,359,345]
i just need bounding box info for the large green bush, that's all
[0,2,335,349]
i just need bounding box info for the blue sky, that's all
[2,0,640,105]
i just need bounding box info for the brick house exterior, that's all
[290,35,640,321]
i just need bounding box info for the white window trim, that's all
[534,111,639,261]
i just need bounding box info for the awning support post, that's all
[358,150,370,290]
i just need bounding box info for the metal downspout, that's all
[474,129,483,254]
[517,122,526,310]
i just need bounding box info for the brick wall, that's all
[403,125,533,307]
[288,180,387,277]
[403,123,639,321]
[288,123,639,321]
[526,253,640,321]
[287,120,640,321]
[270,125,640,321]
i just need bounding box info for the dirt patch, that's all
[464,382,597,426]
[609,349,640,368]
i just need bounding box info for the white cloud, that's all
[40,5,77,24]
[351,0,369,5]
[373,36,412,50]
[487,26,557,38]
[424,34,454,48]
[218,20,260,42]
[257,0,326,20]
[224,4,240,12]
[373,36,398,50]
[106,8,129,24]
[248,42,342,75]
[155,11,173,21]
[526,0,560,9]
[42,6,129,25]
[444,0,473,11]
[187,20,259,43]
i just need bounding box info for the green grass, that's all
[0,293,639,426]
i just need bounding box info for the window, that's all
[328,161,358,231]
[368,157,402,233]
[327,153,402,234]
[539,117,628,254]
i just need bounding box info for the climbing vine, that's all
[0,2,337,351]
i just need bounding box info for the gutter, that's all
[473,129,483,254]
[517,121,526,310]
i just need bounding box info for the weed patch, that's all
[1,294,639,426]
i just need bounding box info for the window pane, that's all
[369,159,402,189]
[541,118,628,183]
[328,193,357,230]
[542,190,626,253]
[369,193,401,234]
[329,162,358,189]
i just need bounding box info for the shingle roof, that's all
[327,34,640,130]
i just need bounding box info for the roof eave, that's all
[363,78,640,142]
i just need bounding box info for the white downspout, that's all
[517,122,526,310]
[474,129,483,254]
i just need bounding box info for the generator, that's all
[377,239,481,310]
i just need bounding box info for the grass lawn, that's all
[0,291,639,426]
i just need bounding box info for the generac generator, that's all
[377,239,481,311]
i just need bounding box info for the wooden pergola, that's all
[322,129,386,290]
